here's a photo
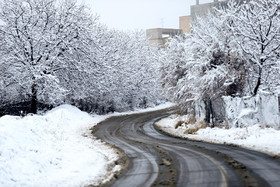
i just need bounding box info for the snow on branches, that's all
[225,0,280,95]
[0,0,164,114]
[0,0,96,113]
[160,0,280,114]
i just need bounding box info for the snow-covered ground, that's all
[155,114,280,156]
[0,103,175,187]
[0,105,121,187]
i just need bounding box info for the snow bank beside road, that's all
[0,105,120,187]
[155,115,280,156]
[110,102,175,116]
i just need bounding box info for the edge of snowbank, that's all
[106,102,176,117]
[154,114,280,157]
[0,103,175,187]
[0,105,123,187]
[87,102,176,185]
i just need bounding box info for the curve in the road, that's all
[92,108,280,187]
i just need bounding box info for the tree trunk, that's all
[205,99,214,127]
[253,66,262,96]
[30,83,37,114]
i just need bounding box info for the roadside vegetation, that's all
[160,0,280,128]
[0,0,164,116]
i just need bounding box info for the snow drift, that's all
[0,105,120,187]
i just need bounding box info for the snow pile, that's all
[155,115,280,156]
[0,105,120,187]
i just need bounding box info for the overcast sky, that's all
[79,0,213,31]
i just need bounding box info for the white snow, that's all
[109,102,175,116]
[0,104,120,187]
[155,114,280,156]
[0,102,174,187]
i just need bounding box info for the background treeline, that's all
[0,0,165,116]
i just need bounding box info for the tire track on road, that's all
[92,108,280,187]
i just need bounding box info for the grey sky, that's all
[79,0,213,31]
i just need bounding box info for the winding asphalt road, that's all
[92,107,280,187]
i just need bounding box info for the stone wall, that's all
[194,93,280,128]
[223,93,280,128]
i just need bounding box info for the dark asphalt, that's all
[92,107,280,187]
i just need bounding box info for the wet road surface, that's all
[92,108,280,187]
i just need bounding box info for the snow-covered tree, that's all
[225,0,280,95]
[91,29,164,113]
[0,0,164,115]
[160,0,280,116]
[0,0,97,113]
[160,10,245,113]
